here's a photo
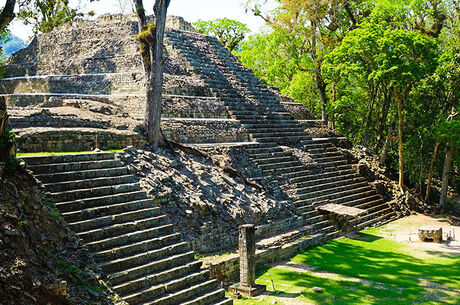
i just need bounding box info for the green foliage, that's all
[55,259,102,292]
[17,0,83,34]
[240,0,459,193]
[193,18,250,52]
[43,200,61,219]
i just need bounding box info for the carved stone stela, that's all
[229,224,266,298]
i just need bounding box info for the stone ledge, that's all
[202,233,329,284]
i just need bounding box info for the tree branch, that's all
[0,0,16,32]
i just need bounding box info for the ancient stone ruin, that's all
[2,14,399,305]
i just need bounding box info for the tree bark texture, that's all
[134,0,169,150]
[439,144,453,208]
[0,0,16,32]
[425,141,439,202]
[392,87,405,190]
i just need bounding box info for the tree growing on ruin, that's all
[133,0,170,150]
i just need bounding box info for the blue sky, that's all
[2,0,278,42]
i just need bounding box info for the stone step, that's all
[356,210,396,230]
[142,279,220,305]
[21,152,115,165]
[86,223,175,253]
[57,190,147,213]
[294,172,359,189]
[295,186,374,206]
[181,288,226,305]
[249,151,288,160]
[257,135,311,144]
[263,164,306,175]
[93,232,182,263]
[355,199,386,211]
[250,131,308,139]
[303,214,325,226]
[51,182,140,202]
[304,142,333,150]
[68,206,162,233]
[123,270,210,305]
[35,166,129,183]
[107,251,195,286]
[309,151,343,159]
[62,197,155,223]
[27,159,123,175]
[339,194,382,209]
[113,260,202,296]
[258,160,301,171]
[290,168,356,185]
[77,214,169,243]
[236,114,291,121]
[100,241,190,274]
[243,123,301,129]
[317,159,348,169]
[44,174,136,193]
[311,155,343,163]
[246,127,305,134]
[245,146,282,155]
[295,176,366,195]
[251,155,293,165]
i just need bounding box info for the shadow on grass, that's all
[255,231,460,304]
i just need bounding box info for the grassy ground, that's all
[233,227,460,305]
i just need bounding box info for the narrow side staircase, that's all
[23,152,231,305]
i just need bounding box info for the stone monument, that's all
[229,224,266,297]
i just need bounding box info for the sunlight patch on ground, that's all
[233,215,460,305]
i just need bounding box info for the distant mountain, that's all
[1,35,27,57]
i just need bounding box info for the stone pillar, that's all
[239,224,256,287]
[229,224,266,298]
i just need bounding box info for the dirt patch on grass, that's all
[376,214,460,257]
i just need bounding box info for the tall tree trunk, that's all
[439,143,453,208]
[310,23,328,125]
[380,122,394,165]
[362,85,376,147]
[134,0,169,150]
[425,141,440,202]
[392,87,406,190]
[331,82,336,129]
[315,69,328,124]
[376,88,391,151]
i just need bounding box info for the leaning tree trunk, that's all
[0,98,15,162]
[439,143,453,208]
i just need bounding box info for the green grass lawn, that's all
[233,227,460,305]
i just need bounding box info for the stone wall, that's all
[204,234,329,284]
[161,118,249,144]
[281,102,314,120]
[0,73,144,95]
[190,216,305,253]
[16,128,145,152]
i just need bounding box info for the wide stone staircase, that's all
[166,30,396,238]
[23,152,231,305]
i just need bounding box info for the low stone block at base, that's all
[229,283,266,298]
